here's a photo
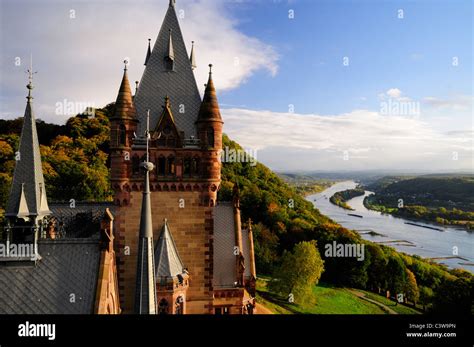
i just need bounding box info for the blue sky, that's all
[0,0,472,171]
[220,0,472,115]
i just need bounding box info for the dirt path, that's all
[255,303,273,314]
[349,289,398,314]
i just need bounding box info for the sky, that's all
[0,0,472,172]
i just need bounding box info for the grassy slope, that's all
[257,278,390,314]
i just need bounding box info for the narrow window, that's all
[119,124,127,146]
[207,128,214,148]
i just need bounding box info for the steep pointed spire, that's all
[166,29,175,61]
[133,1,201,138]
[197,64,223,122]
[154,219,185,279]
[5,67,51,221]
[169,0,176,8]
[112,60,137,120]
[144,39,152,66]
[134,110,157,314]
[190,41,197,70]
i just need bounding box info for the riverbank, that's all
[363,194,473,231]
[309,181,474,272]
[329,188,365,210]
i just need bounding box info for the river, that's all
[308,181,474,271]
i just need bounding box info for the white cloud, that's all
[221,107,473,171]
[0,0,278,123]
[422,95,472,111]
[386,88,402,99]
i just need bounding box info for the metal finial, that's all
[123,59,129,70]
[26,54,37,98]
[164,95,170,107]
[209,64,213,74]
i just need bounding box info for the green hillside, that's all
[1,112,473,315]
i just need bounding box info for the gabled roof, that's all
[154,96,179,136]
[134,0,201,139]
[154,219,185,279]
[5,80,51,221]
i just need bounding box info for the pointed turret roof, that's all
[6,75,51,221]
[111,61,137,121]
[134,112,157,314]
[134,0,201,138]
[144,39,152,66]
[154,219,185,279]
[190,41,197,70]
[166,29,175,61]
[197,64,223,122]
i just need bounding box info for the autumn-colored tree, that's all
[404,268,419,305]
[269,240,324,304]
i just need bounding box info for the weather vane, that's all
[26,54,37,86]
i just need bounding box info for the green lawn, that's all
[257,278,387,314]
[359,290,422,315]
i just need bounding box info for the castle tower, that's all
[5,68,51,250]
[112,0,220,313]
[109,61,138,207]
[196,64,224,206]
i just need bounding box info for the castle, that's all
[0,0,256,315]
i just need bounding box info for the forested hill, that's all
[1,111,473,314]
[366,175,474,210]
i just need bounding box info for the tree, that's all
[404,269,419,305]
[386,254,407,304]
[433,277,473,314]
[252,222,279,274]
[269,240,324,304]
[419,286,433,311]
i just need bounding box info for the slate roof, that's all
[0,239,101,314]
[133,1,201,138]
[154,219,185,279]
[241,229,251,279]
[5,82,50,220]
[213,204,237,288]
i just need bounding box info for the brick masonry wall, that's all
[115,190,213,314]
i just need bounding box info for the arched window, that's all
[183,158,191,176]
[132,155,140,174]
[157,156,166,175]
[191,157,200,175]
[158,299,169,315]
[167,156,175,175]
[207,128,214,148]
[119,124,127,146]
